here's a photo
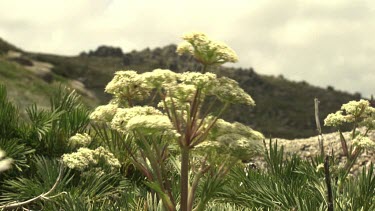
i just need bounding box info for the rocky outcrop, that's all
[251,129,375,175]
[6,51,55,83]
[69,80,96,99]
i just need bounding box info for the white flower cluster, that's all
[97,68,256,115]
[180,72,217,90]
[94,69,256,128]
[89,103,118,122]
[62,147,120,171]
[210,77,255,106]
[324,111,349,127]
[341,99,371,116]
[0,149,12,172]
[142,69,178,89]
[169,84,196,103]
[126,114,178,136]
[210,118,264,140]
[111,106,162,132]
[62,147,95,171]
[68,133,92,147]
[195,118,264,161]
[105,70,150,100]
[94,146,122,168]
[324,99,375,128]
[110,106,179,137]
[176,32,238,65]
[352,135,375,150]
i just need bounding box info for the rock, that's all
[9,57,33,66]
[6,50,22,59]
[25,61,54,83]
[250,129,375,176]
[69,80,96,99]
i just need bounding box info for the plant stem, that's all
[0,165,65,210]
[324,156,334,211]
[314,98,325,157]
[339,131,349,158]
[181,147,190,211]
[188,157,210,210]
[201,65,208,73]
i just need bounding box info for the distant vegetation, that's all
[0,38,362,138]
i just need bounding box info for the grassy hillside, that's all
[0,41,362,138]
[0,56,98,116]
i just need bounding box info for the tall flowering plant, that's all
[89,32,264,211]
[324,99,375,176]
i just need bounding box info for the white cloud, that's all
[0,0,374,97]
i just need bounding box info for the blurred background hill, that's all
[0,38,362,138]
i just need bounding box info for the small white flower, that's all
[89,103,118,122]
[62,147,121,171]
[196,119,264,161]
[180,72,217,90]
[69,133,92,147]
[210,77,255,106]
[111,106,163,133]
[316,163,324,172]
[341,99,370,116]
[0,149,12,172]
[142,69,178,89]
[324,99,374,128]
[324,111,348,127]
[177,32,238,65]
[105,70,150,100]
[352,135,375,150]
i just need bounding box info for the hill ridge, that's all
[0,38,361,138]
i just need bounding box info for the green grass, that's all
[0,58,98,113]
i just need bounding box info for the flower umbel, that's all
[352,135,375,150]
[210,77,255,106]
[105,70,150,101]
[324,99,374,128]
[62,147,120,171]
[195,119,264,162]
[68,133,92,147]
[177,32,238,65]
[89,103,118,122]
[324,111,348,127]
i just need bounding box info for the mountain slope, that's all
[0,40,362,138]
[0,51,98,115]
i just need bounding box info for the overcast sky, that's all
[0,0,374,97]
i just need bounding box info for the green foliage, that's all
[219,139,375,211]
[0,156,71,209]
[92,124,135,173]
[26,87,91,156]
[26,104,63,141]
[222,141,323,210]
[0,138,34,172]
[0,85,34,175]
[336,164,375,211]
[0,84,22,139]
